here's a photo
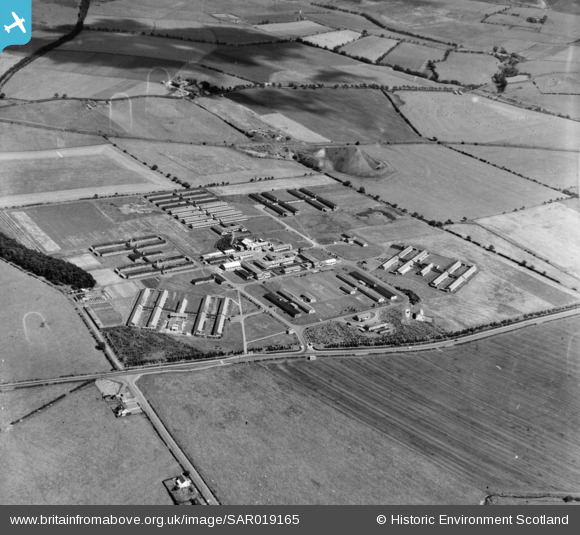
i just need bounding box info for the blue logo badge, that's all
[0,1,31,57]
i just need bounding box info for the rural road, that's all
[2,305,579,392]
[123,375,220,506]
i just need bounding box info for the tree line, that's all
[0,232,95,289]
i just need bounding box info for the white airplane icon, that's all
[4,12,26,34]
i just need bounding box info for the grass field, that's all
[476,203,580,280]
[0,383,181,504]
[0,383,81,430]
[445,223,580,289]
[139,365,483,504]
[306,11,382,31]
[302,30,361,49]
[349,144,560,221]
[258,21,330,38]
[0,261,111,383]
[435,52,499,84]
[200,41,361,84]
[534,73,580,94]
[227,88,418,143]
[209,174,334,196]
[449,145,579,191]
[397,91,580,149]
[339,36,399,62]
[381,42,447,72]
[0,122,103,152]
[0,98,246,144]
[112,140,310,187]
[0,145,173,207]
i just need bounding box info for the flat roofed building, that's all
[221,260,241,271]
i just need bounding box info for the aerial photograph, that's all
[0,0,579,507]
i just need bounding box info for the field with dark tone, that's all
[227,88,418,143]
[142,315,580,503]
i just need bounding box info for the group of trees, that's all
[0,232,96,289]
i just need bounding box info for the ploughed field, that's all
[141,315,580,503]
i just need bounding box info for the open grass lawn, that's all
[227,88,418,143]
[243,313,289,343]
[0,384,180,504]
[346,144,560,221]
[0,261,111,383]
[397,91,580,150]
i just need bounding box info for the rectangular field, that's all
[0,261,111,383]
[113,140,311,187]
[227,88,418,143]
[397,91,580,150]
[476,203,580,280]
[339,36,399,62]
[0,145,173,207]
[302,30,361,49]
[352,144,560,221]
[257,21,330,38]
[435,52,499,85]
[449,145,580,191]
[381,42,447,71]
[0,384,181,504]
[138,364,483,504]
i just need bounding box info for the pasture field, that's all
[306,11,381,31]
[534,73,580,94]
[270,62,441,88]
[257,21,330,39]
[339,36,399,62]
[194,97,275,134]
[349,144,560,221]
[397,91,580,149]
[435,52,499,85]
[371,230,578,330]
[112,140,310,187]
[227,88,418,143]
[0,31,63,76]
[209,174,334,196]
[0,98,245,144]
[138,365,484,504]
[0,261,110,383]
[243,313,292,344]
[0,123,103,152]
[476,203,580,280]
[0,384,181,504]
[260,113,331,142]
[0,383,81,430]
[200,41,361,84]
[174,63,250,89]
[2,51,178,100]
[501,82,580,121]
[0,145,173,208]
[380,42,447,72]
[445,223,580,289]
[450,145,579,191]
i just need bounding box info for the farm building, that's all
[317,197,338,211]
[262,192,279,203]
[288,189,308,200]
[305,198,328,212]
[278,201,300,215]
